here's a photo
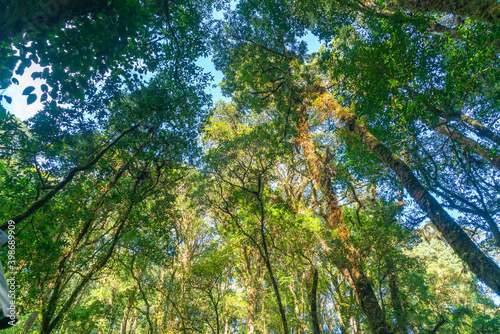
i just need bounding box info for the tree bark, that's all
[386,256,408,334]
[340,263,393,334]
[22,311,40,333]
[120,295,134,334]
[296,103,394,334]
[242,247,257,334]
[330,276,350,334]
[340,110,500,295]
[41,216,127,333]
[260,227,290,334]
[457,113,500,147]
[433,119,500,170]
[310,268,322,334]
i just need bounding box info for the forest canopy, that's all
[0,0,500,333]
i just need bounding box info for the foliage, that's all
[0,0,499,333]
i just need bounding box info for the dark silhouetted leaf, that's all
[22,86,35,95]
[27,94,37,105]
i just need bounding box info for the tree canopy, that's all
[1,0,499,333]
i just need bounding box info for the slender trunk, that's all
[262,299,267,333]
[340,262,393,334]
[261,235,290,334]
[310,268,322,334]
[288,282,300,333]
[3,124,139,229]
[386,256,408,334]
[161,270,177,331]
[22,311,40,333]
[131,266,154,334]
[350,315,359,333]
[246,288,256,334]
[128,315,138,334]
[483,214,500,249]
[433,120,500,169]
[457,113,500,147]
[341,110,500,295]
[251,176,290,334]
[41,209,130,333]
[215,303,220,334]
[330,278,349,334]
[220,172,289,333]
[120,295,134,334]
[242,247,257,334]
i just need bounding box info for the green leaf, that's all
[41,84,49,92]
[4,96,12,104]
[11,78,19,85]
[22,86,35,95]
[27,94,37,105]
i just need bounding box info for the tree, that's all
[1,0,500,332]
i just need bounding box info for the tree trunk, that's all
[242,247,257,334]
[261,239,290,334]
[296,103,393,334]
[339,263,393,334]
[340,110,500,295]
[288,282,302,334]
[310,268,322,334]
[457,113,500,146]
[386,256,408,334]
[248,179,290,334]
[330,277,350,334]
[2,124,139,230]
[128,315,138,334]
[22,311,40,333]
[433,119,500,169]
[350,315,359,333]
[120,295,134,334]
[41,210,129,333]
